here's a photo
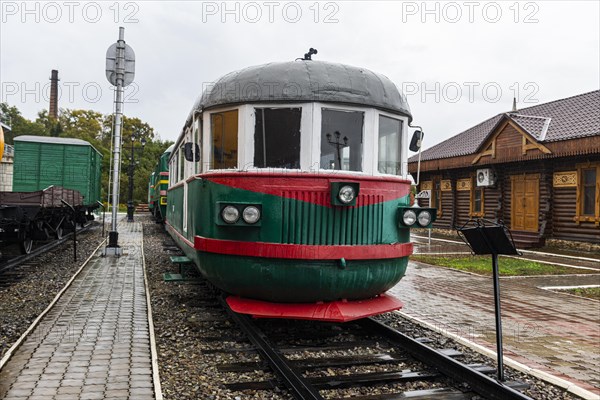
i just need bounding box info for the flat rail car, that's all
[0,186,84,254]
[165,59,436,322]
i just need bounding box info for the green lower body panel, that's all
[200,253,408,302]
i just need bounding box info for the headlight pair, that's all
[221,205,261,225]
[399,207,435,227]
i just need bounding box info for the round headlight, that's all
[338,185,356,204]
[402,209,417,226]
[221,206,239,224]
[417,210,432,227]
[242,206,261,224]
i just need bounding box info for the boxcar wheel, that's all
[19,238,33,255]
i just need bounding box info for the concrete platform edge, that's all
[394,310,600,400]
[0,239,107,372]
[142,231,163,400]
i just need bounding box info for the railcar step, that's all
[170,255,192,263]
[163,273,184,282]
[162,272,202,283]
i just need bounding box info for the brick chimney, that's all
[49,70,59,119]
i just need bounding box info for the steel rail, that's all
[359,318,533,400]
[0,224,94,274]
[219,296,325,400]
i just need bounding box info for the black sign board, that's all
[459,225,519,256]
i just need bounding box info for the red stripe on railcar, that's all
[202,171,411,207]
[194,235,413,260]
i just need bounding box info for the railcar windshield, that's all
[211,110,238,169]
[378,115,403,175]
[320,109,364,171]
[254,108,301,168]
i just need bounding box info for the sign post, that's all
[104,27,135,256]
[457,219,520,381]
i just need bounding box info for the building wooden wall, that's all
[417,155,600,244]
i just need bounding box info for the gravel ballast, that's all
[141,214,583,400]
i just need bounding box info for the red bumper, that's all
[226,293,403,322]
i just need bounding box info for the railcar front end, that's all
[165,60,436,321]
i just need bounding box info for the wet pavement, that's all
[391,235,600,397]
[0,222,156,400]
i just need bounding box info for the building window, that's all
[320,109,364,171]
[432,178,442,217]
[378,115,403,175]
[254,108,301,168]
[576,163,599,223]
[582,168,596,215]
[211,110,238,169]
[470,179,484,217]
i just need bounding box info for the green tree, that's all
[0,103,48,143]
[1,102,174,205]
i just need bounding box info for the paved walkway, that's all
[0,222,155,400]
[391,241,600,396]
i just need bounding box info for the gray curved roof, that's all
[14,135,102,156]
[14,135,92,146]
[187,61,411,123]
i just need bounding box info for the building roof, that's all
[188,60,412,121]
[410,90,600,163]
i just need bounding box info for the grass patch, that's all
[412,255,598,276]
[558,287,600,300]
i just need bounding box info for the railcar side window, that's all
[320,109,364,171]
[378,116,403,175]
[211,110,238,169]
[254,108,301,169]
[194,118,202,173]
[178,144,184,181]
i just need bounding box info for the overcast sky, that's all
[1,1,599,149]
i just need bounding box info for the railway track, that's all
[210,295,533,400]
[0,223,95,277]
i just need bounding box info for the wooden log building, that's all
[408,90,600,247]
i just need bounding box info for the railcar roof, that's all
[14,135,103,156]
[186,60,412,125]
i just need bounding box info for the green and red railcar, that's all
[165,60,435,322]
[148,145,174,222]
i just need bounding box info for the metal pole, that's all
[127,137,135,222]
[491,252,505,381]
[108,27,125,249]
[73,216,77,262]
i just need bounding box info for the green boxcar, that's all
[13,136,102,207]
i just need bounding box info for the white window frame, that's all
[203,106,242,172]
[313,103,373,174]
[374,111,410,178]
[241,103,310,171]
[193,115,202,174]
[373,110,408,179]
[192,103,409,178]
